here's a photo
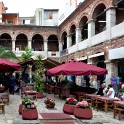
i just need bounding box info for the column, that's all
[76,28,81,44]
[44,39,48,58]
[28,65,32,84]
[28,40,32,49]
[67,35,71,48]
[106,7,116,29]
[88,19,95,38]
[105,60,118,85]
[12,40,15,51]
[44,40,48,51]
[59,40,63,51]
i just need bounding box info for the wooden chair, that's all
[114,107,124,120]
[0,98,5,114]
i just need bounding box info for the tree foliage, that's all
[0,45,18,60]
[21,47,33,61]
[34,55,45,93]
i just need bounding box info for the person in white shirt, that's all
[104,84,115,98]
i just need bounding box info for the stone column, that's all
[106,7,116,29]
[76,28,81,44]
[28,65,32,84]
[44,39,48,58]
[59,40,63,52]
[67,35,71,48]
[88,19,95,38]
[44,40,48,51]
[12,40,15,51]
[28,40,32,49]
[105,60,118,85]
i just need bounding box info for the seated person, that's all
[104,84,115,98]
[96,83,105,96]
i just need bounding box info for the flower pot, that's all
[36,92,43,99]
[63,104,75,115]
[74,107,93,119]
[22,109,38,120]
[46,104,54,109]
[18,104,23,115]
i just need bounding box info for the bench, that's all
[114,108,124,120]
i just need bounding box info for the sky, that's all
[1,0,67,17]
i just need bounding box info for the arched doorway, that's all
[48,35,58,51]
[79,16,88,41]
[70,25,76,46]
[92,3,106,34]
[0,33,12,49]
[32,34,44,51]
[15,33,28,51]
[61,31,67,50]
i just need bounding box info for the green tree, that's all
[34,55,45,93]
[0,45,18,60]
[21,47,33,61]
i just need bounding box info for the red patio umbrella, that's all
[0,58,21,72]
[47,61,107,76]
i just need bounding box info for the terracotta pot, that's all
[36,92,43,99]
[63,104,75,115]
[22,109,38,120]
[46,104,54,109]
[74,107,93,119]
[18,104,23,114]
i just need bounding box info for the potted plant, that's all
[34,55,45,98]
[74,100,93,119]
[63,97,77,114]
[20,97,38,120]
[44,97,55,108]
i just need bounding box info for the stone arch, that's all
[68,22,77,34]
[0,33,12,49]
[32,34,44,51]
[61,31,67,50]
[15,33,28,51]
[91,2,107,35]
[79,16,88,41]
[78,13,89,27]
[47,34,59,51]
[90,0,108,19]
[69,24,76,46]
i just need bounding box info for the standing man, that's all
[9,73,16,94]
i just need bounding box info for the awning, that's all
[76,56,87,61]
[109,47,124,60]
[88,52,104,59]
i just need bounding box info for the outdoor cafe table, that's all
[96,96,119,112]
[24,90,38,100]
[83,94,100,107]
[114,101,124,108]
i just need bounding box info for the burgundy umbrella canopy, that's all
[47,61,108,76]
[0,58,22,72]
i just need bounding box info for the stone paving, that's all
[0,93,124,124]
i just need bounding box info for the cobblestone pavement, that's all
[0,93,123,124]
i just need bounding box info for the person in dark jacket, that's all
[96,83,105,96]
[9,73,16,94]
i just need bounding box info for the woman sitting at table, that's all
[104,84,115,98]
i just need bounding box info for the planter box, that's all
[46,104,55,109]
[36,92,43,99]
[22,109,38,120]
[74,107,93,119]
[18,104,23,115]
[63,104,75,115]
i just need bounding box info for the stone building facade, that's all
[0,0,124,84]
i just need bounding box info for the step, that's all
[13,118,39,124]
